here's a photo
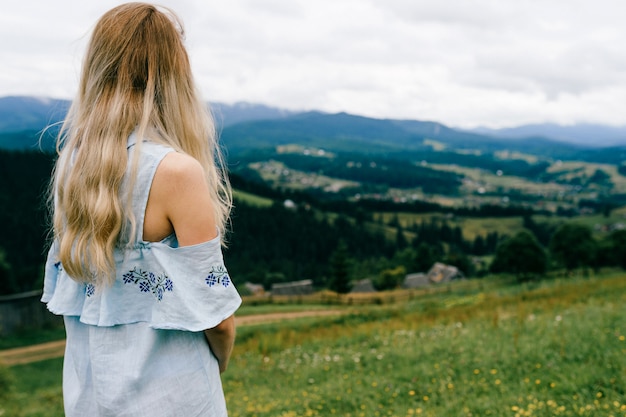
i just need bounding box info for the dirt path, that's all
[0,309,345,366]
[236,309,344,325]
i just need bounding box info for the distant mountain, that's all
[220,111,588,159]
[0,96,624,163]
[0,96,296,132]
[221,111,431,155]
[467,123,626,147]
[0,96,69,132]
[0,96,299,150]
[393,119,515,151]
[211,102,296,127]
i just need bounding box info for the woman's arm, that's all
[147,152,236,372]
[146,151,218,245]
[204,315,236,373]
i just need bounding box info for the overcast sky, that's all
[2,0,626,128]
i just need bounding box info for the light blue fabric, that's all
[42,133,242,417]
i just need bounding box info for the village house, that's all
[349,263,465,293]
[243,282,265,296]
[350,278,376,293]
[426,262,464,283]
[271,279,314,296]
[402,273,430,289]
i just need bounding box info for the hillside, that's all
[218,111,626,217]
[2,96,626,207]
[0,95,617,159]
[3,95,626,215]
[4,273,626,415]
[220,111,592,159]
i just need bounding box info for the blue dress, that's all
[42,134,242,417]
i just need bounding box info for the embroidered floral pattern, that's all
[54,260,96,297]
[85,283,95,297]
[206,265,231,288]
[122,267,173,301]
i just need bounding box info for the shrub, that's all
[549,223,596,272]
[374,265,406,290]
[490,229,547,280]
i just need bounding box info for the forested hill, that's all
[0,149,400,295]
[0,148,513,296]
[219,111,592,159]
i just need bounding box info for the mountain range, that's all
[0,96,625,158]
[0,96,294,133]
[468,123,626,147]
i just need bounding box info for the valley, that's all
[1,96,626,297]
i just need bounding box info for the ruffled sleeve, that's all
[41,236,242,332]
[143,236,242,331]
[41,240,60,303]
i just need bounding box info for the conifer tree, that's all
[549,223,596,273]
[329,240,352,294]
[491,230,547,280]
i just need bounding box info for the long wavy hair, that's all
[50,2,232,285]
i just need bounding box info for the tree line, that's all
[268,153,463,193]
[0,149,54,294]
[490,221,626,281]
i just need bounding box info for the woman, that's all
[42,3,241,416]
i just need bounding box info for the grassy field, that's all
[249,160,360,192]
[377,211,526,241]
[233,189,274,207]
[429,163,568,196]
[377,211,626,241]
[2,272,626,416]
[547,161,626,194]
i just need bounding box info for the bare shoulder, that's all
[152,151,210,198]
[150,151,217,245]
[157,151,205,184]
[150,151,210,213]
[144,152,208,242]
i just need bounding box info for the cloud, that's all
[2,0,626,128]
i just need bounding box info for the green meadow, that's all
[2,272,626,417]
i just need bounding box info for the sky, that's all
[2,0,626,129]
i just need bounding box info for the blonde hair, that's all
[51,2,232,285]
